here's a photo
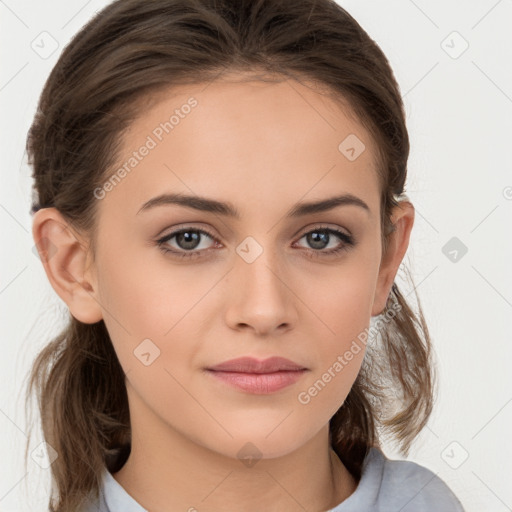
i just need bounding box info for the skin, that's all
[32,73,414,511]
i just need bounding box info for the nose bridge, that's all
[238,237,287,301]
[225,236,297,333]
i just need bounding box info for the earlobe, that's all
[371,201,415,317]
[32,208,103,324]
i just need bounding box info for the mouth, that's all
[204,356,309,394]
[205,368,309,394]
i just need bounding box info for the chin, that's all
[216,430,308,461]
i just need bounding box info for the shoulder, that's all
[330,447,465,512]
[74,470,110,512]
[77,493,108,512]
[368,447,465,511]
[78,467,149,512]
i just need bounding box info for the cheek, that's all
[95,227,195,329]
[94,238,222,373]
[292,228,381,331]
[292,260,377,408]
[295,286,369,426]
[298,261,377,342]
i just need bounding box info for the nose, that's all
[224,248,298,336]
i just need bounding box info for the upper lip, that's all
[206,356,307,373]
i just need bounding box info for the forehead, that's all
[99,75,381,220]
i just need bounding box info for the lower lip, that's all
[206,369,308,394]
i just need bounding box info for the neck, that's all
[112,382,358,512]
[114,429,357,512]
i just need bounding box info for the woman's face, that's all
[83,76,404,460]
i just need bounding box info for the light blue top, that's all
[81,447,465,511]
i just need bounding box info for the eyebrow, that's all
[136,192,370,218]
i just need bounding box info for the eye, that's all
[156,227,219,259]
[155,224,355,260]
[294,226,355,258]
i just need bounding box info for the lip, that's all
[206,356,307,373]
[205,356,309,394]
[206,369,308,394]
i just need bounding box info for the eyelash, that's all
[155,225,355,260]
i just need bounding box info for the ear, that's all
[371,201,415,317]
[32,207,103,324]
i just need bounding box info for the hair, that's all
[24,0,434,510]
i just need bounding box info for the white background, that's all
[1,1,511,511]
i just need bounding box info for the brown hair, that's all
[24,0,434,510]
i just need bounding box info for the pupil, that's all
[308,231,329,249]
[178,231,200,249]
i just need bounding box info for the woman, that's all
[26,0,465,510]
